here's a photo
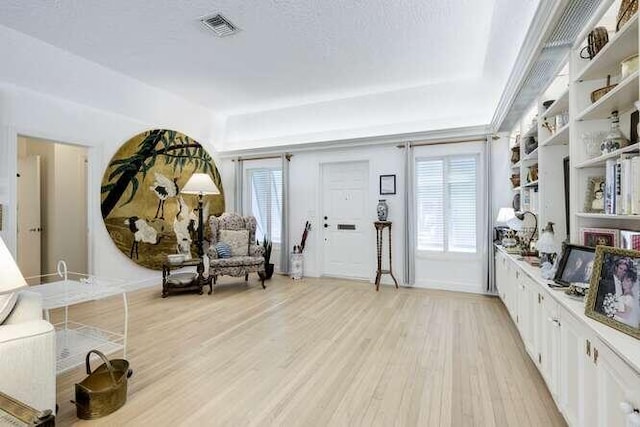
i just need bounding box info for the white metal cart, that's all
[27,261,128,374]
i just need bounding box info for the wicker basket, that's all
[591,75,617,103]
[580,27,609,60]
[617,0,638,31]
[72,350,132,420]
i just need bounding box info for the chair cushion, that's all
[210,256,264,268]
[214,242,232,258]
[220,229,249,256]
[0,292,18,325]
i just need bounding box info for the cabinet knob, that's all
[594,348,599,365]
[620,402,640,426]
[586,339,591,356]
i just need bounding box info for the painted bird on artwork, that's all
[150,173,179,220]
[124,216,160,259]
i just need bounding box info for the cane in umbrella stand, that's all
[374,221,399,291]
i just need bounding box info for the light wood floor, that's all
[54,275,565,426]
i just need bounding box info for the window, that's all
[248,168,282,243]
[416,155,478,253]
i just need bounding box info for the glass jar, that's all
[601,111,629,154]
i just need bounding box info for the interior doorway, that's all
[320,161,370,279]
[17,136,88,277]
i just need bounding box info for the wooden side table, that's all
[162,257,212,297]
[374,221,399,291]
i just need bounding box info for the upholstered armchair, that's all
[208,213,266,289]
[0,291,56,412]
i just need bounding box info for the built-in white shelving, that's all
[574,143,640,168]
[575,14,638,82]
[575,212,639,219]
[576,71,639,121]
[543,89,569,119]
[540,123,570,147]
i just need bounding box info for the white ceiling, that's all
[0,0,541,147]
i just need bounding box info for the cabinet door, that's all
[559,309,590,426]
[595,341,640,426]
[495,252,505,297]
[539,292,560,399]
[519,276,536,357]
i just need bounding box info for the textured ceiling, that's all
[0,0,531,117]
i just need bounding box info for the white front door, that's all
[17,155,41,278]
[321,161,370,279]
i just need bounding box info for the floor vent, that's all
[200,14,238,37]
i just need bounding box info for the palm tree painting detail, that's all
[101,129,224,270]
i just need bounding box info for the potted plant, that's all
[261,237,274,279]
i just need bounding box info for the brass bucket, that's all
[72,350,132,420]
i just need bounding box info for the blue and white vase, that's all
[377,199,389,221]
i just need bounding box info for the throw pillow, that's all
[214,242,232,258]
[0,292,18,325]
[219,229,250,257]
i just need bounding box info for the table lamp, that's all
[495,207,516,247]
[507,210,538,256]
[181,173,220,258]
[0,236,28,294]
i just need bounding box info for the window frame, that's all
[415,153,481,260]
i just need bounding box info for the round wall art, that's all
[101,129,224,270]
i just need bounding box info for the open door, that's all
[17,155,41,278]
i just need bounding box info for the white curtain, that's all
[403,142,415,285]
[485,136,495,293]
[280,154,290,273]
[234,159,243,214]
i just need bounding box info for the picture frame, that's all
[379,175,396,195]
[580,227,620,248]
[585,246,640,339]
[584,175,605,213]
[554,243,597,287]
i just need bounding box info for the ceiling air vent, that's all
[200,14,238,37]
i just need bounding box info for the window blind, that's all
[416,156,477,253]
[249,168,282,243]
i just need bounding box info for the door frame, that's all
[318,159,372,280]
[8,129,96,275]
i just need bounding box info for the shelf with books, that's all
[575,71,639,121]
[574,14,638,82]
[540,123,569,147]
[574,143,640,168]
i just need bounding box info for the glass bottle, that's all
[601,111,629,154]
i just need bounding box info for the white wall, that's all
[0,25,221,282]
[221,144,405,284]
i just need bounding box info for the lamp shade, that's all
[181,173,220,196]
[0,236,28,294]
[506,216,523,231]
[496,207,515,225]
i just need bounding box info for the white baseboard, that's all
[410,280,485,295]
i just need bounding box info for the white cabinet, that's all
[594,340,640,427]
[496,248,640,426]
[537,289,561,399]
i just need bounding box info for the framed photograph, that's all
[554,243,597,286]
[379,175,396,195]
[584,176,605,213]
[621,230,640,251]
[585,246,640,339]
[580,227,620,248]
